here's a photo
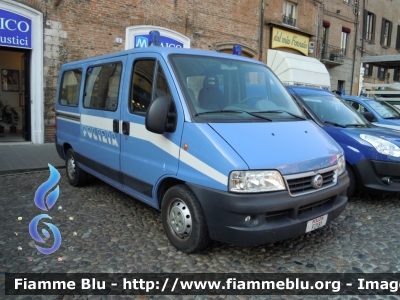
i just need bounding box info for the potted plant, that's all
[2,105,19,133]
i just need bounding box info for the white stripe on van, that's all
[129,122,228,186]
[81,114,114,130]
[77,114,228,186]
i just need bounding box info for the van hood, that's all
[208,121,342,175]
[372,121,400,132]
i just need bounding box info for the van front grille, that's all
[284,166,337,197]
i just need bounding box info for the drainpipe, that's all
[259,0,265,61]
[350,3,359,95]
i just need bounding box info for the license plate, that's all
[305,214,328,233]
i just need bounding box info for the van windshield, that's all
[169,55,304,122]
[297,92,370,128]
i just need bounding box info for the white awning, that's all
[267,50,331,89]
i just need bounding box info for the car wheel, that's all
[346,165,357,198]
[161,184,211,253]
[65,149,88,187]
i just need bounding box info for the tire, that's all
[346,165,357,198]
[65,149,88,187]
[161,184,211,253]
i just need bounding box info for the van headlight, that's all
[337,154,346,175]
[360,134,400,157]
[229,170,286,193]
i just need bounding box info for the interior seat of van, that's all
[198,74,225,110]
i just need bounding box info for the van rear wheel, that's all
[161,184,211,253]
[65,149,88,187]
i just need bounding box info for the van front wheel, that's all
[161,185,211,253]
[65,149,88,187]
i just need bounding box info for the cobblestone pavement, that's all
[1,170,400,300]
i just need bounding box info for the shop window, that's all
[363,63,373,77]
[377,67,386,80]
[396,25,400,50]
[380,18,392,47]
[364,10,375,42]
[84,62,122,111]
[282,2,297,27]
[59,69,82,107]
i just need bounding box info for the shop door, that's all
[21,52,31,141]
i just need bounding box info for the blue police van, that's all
[55,32,349,253]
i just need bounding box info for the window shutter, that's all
[388,21,392,47]
[396,25,400,50]
[380,18,385,45]
[363,10,368,38]
[371,13,375,42]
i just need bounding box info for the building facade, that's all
[0,0,399,144]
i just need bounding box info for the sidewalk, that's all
[0,142,65,175]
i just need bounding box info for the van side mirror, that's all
[362,112,376,122]
[145,96,177,134]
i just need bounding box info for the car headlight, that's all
[229,170,286,193]
[360,134,400,157]
[337,154,346,175]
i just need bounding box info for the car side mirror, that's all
[362,112,376,122]
[145,96,177,134]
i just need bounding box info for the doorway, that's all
[0,47,31,142]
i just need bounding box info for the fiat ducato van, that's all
[55,34,349,253]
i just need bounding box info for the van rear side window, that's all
[84,62,122,111]
[59,69,82,107]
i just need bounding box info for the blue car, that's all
[287,86,400,197]
[341,95,400,131]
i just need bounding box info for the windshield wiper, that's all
[255,110,306,120]
[343,124,368,128]
[324,121,346,128]
[194,110,272,121]
[384,116,400,120]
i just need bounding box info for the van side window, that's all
[130,60,156,114]
[59,69,82,107]
[129,60,173,115]
[83,62,122,111]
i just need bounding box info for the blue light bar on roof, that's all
[148,31,161,46]
[232,45,242,56]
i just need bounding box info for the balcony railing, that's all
[321,44,344,64]
[282,15,297,27]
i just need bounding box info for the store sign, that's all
[271,27,309,56]
[0,9,32,49]
[134,34,183,48]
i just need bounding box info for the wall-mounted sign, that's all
[126,25,190,50]
[0,9,32,49]
[134,34,183,48]
[271,27,309,56]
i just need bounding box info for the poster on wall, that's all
[1,69,20,92]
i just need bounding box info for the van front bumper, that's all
[186,173,349,246]
[353,159,400,194]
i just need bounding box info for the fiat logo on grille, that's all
[312,174,323,189]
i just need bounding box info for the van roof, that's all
[61,46,263,68]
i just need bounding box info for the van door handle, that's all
[113,120,119,133]
[122,121,130,135]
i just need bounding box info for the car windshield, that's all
[297,92,369,127]
[366,100,400,119]
[169,54,304,122]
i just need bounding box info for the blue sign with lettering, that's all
[134,34,183,48]
[0,9,32,49]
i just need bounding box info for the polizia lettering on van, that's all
[82,125,119,147]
